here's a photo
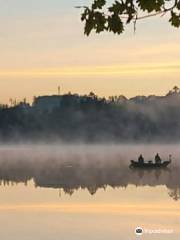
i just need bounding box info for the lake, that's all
[0,144,179,240]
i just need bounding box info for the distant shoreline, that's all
[0,87,180,142]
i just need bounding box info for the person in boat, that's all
[138,154,144,164]
[155,153,161,164]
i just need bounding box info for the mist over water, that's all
[0,143,180,165]
[0,143,180,200]
[0,142,179,160]
[0,143,180,240]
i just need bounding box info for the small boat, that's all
[129,155,172,169]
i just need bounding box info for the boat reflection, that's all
[0,157,179,201]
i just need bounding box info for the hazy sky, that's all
[0,0,180,104]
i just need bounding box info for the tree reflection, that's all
[0,156,179,201]
[168,187,180,201]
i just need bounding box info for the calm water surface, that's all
[0,144,180,240]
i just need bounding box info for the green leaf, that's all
[108,14,124,34]
[84,12,95,36]
[108,1,126,15]
[169,11,180,28]
[81,8,90,21]
[92,0,106,9]
[94,12,106,33]
[138,0,164,12]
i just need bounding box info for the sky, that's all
[0,0,180,104]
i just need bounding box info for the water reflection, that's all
[0,149,179,201]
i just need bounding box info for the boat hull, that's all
[129,161,171,169]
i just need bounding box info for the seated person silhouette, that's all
[138,154,144,164]
[155,153,161,164]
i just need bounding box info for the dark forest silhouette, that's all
[1,86,180,142]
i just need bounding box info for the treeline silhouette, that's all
[1,86,180,142]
